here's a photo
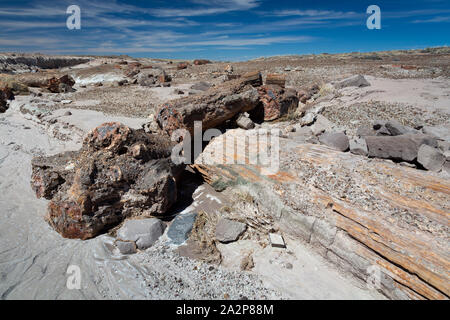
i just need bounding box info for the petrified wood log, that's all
[156,72,263,135]
[265,73,286,88]
[192,129,450,300]
[31,122,184,239]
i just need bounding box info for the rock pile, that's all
[296,114,449,173]
[31,122,184,239]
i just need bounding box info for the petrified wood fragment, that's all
[31,122,184,239]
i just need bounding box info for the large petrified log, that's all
[155,71,298,135]
[31,122,184,239]
[193,129,450,300]
[156,72,263,135]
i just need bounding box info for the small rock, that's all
[349,137,368,156]
[422,125,450,142]
[284,262,293,270]
[117,218,166,250]
[385,120,416,136]
[191,82,211,91]
[61,100,72,105]
[300,113,316,126]
[319,132,349,152]
[269,233,286,248]
[167,212,198,245]
[311,115,333,136]
[115,240,137,254]
[215,219,246,243]
[236,113,255,130]
[334,75,370,89]
[417,144,445,171]
[63,111,72,116]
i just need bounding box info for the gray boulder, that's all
[319,132,349,152]
[167,212,198,245]
[215,219,247,243]
[117,218,166,250]
[385,120,417,136]
[417,145,445,172]
[366,134,437,162]
[334,75,370,89]
[311,115,333,136]
[422,125,450,142]
[349,137,368,156]
[191,81,212,91]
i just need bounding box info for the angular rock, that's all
[215,218,246,243]
[257,85,298,121]
[31,122,183,239]
[349,137,368,156]
[117,218,166,249]
[167,212,198,245]
[366,134,437,162]
[269,233,286,248]
[115,240,137,254]
[299,113,316,126]
[311,115,333,136]
[417,144,446,172]
[334,75,370,89]
[319,132,349,152]
[422,125,450,142]
[236,113,255,130]
[385,120,417,136]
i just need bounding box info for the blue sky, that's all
[0,0,449,60]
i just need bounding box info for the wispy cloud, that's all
[151,0,260,17]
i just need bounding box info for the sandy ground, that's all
[0,94,384,300]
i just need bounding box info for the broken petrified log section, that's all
[193,129,450,300]
[155,71,299,135]
[156,72,263,135]
[31,122,184,239]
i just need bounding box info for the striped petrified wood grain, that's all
[192,129,450,300]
